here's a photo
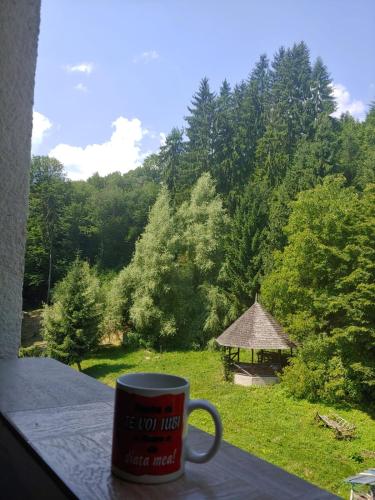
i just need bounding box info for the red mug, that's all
[111,372,222,483]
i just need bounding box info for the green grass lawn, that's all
[81,346,375,498]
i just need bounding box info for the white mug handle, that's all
[185,399,222,463]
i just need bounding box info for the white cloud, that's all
[331,83,366,121]
[32,111,52,152]
[75,83,88,92]
[133,50,160,64]
[49,117,149,180]
[65,62,94,74]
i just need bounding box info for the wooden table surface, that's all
[0,358,339,499]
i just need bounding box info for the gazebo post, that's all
[251,349,254,364]
[279,349,282,365]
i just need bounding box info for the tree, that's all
[160,127,186,199]
[247,54,271,136]
[123,187,179,347]
[185,77,216,177]
[177,173,229,344]
[310,57,335,117]
[255,121,290,188]
[338,110,375,189]
[24,156,71,304]
[106,174,228,348]
[63,180,98,265]
[90,184,131,269]
[73,169,160,271]
[212,80,235,195]
[42,258,102,370]
[221,174,270,308]
[265,112,341,255]
[269,43,313,155]
[178,173,227,279]
[229,56,271,195]
[262,177,375,403]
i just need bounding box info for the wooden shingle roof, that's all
[216,301,296,350]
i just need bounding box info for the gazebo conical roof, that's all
[216,301,296,350]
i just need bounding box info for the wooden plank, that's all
[0,358,339,499]
[316,413,355,439]
[0,358,113,413]
[6,401,338,500]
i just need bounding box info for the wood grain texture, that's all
[0,416,71,500]
[0,357,113,413]
[0,358,339,499]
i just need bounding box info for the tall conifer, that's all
[160,127,186,199]
[185,77,216,177]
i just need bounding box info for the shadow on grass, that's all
[83,362,136,379]
[306,389,375,420]
[88,345,130,360]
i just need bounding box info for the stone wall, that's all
[0,0,41,357]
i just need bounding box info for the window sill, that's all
[0,357,338,499]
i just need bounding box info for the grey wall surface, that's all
[0,0,41,357]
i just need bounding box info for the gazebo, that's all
[216,299,296,386]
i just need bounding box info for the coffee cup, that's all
[111,372,222,483]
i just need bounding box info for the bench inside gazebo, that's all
[216,299,296,386]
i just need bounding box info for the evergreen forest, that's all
[24,42,375,406]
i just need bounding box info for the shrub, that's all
[221,349,234,382]
[206,337,220,351]
[122,331,142,349]
[19,344,46,358]
[280,337,361,404]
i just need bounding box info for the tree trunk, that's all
[77,361,82,372]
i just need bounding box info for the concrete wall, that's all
[0,0,41,357]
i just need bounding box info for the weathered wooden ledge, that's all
[0,358,339,499]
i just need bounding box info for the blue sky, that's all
[32,0,375,180]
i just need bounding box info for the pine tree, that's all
[230,56,271,193]
[229,80,251,196]
[247,54,271,138]
[212,79,235,195]
[269,42,313,156]
[160,127,186,199]
[264,112,341,256]
[185,77,216,177]
[221,174,270,307]
[255,121,290,188]
[310,57,335,117]
[42,258,102,370]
